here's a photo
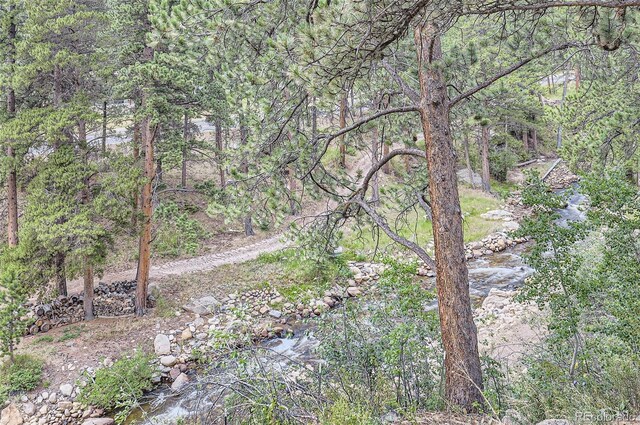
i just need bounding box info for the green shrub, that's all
[0,353,44,403]
[154,201,208,257]
[79,351,154,423]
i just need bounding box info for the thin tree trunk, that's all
[135,114,154,316]
[480,125,491,193]
[135,46,156,317]
[531,128,538,152]
[382,143,391,174]
[339,96,347,168]
[182,112,188,189]
[463,133,475,189]
[574,65,581,91]
[102,101,107,154]
[83,259,94,320]
[215,120,225,187]
[132,123,141,229]
[414,23,483,412]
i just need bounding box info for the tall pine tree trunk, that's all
[83,260,94,320]
[132,123,141,229]
[480,125,491,193]
[135,46,156,317]
[414,23,483,412]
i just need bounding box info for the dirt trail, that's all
[67,234,288,294]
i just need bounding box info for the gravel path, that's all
[67,235,288,294]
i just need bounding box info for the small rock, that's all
[154,334,171,355]
[21,403,35,417]
[346,287,361,297]
[181,328,193,341]
[160,356,177,367]
[170,373,190,392]
[182,296,220,315]
[82,419,115,425]
[59,384,74,398]
[268,310,282,319]
[47,393,57,404]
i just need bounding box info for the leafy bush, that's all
[489,147,518,182]
[154,201,208,257]
[318,258,443,415]
[0,354,44,404]
[79,351,154,423]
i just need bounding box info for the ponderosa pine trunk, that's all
[83,260,94,320]
[135,46,156,317]
[339,96,347,168]
[132,122,141,228]
[382,142,390,174]
[414,23,484,412]
[480,125,491,193]
[6,4,18,247]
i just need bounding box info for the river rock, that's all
[60,383,74,397]
[82,419,115,425]
[181,328,193,340]
[154,334,171,355]
[182,296,220,315]
[160,355,177,367]
[171,373,190,391]
[535,421,570,425]
[347,287,361,297]
[0,404,23,425]
[268,310,282,319]
[481,209,514,221]
[21,403,35,417]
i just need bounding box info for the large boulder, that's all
[154,334,171,355]
[0,404,23,425]
[182,296,220,315]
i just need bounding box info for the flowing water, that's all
[127,193,587,424]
